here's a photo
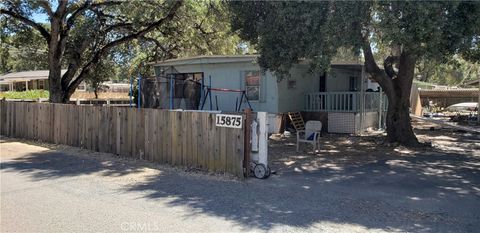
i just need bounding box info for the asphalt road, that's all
[1,139,479,232]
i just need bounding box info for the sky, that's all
[32,12,49,23]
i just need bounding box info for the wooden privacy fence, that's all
[0,101,245,178]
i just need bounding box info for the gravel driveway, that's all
[1,123,479,232]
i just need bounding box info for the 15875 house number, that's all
[215,114,243,128]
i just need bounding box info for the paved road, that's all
[1,139,479,232]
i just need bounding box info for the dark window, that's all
[319,73,326,92]
[245,71,261,101]
[349,76,358,91]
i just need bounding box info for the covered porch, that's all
[303,91,387,134]
[304,91,386,112]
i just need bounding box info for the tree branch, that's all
[140,36,176,59]
[37,0,53,18]
[54,0,68,18]
[361,35,394,94]
[65,0,184,95]
[0,9,51,41]
[65,1,123,31]
[383,55,399,79]
[103,23,135,34]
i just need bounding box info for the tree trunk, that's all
[382,52,421,147]
[362,40,421,147]
[48,11,70,104]
[384,93,420,146]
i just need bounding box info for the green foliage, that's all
[415,56,480,86]
[2,0,242,91]
[375,1,480,60]
[112,0,242,81]
[229,1,480,145]
[0,90,49,99]
[85,58,116,98]
[229,1,371,77]
[229,1,480,77]
[0,19,48,73]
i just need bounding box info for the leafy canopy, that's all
[229,1,480,76]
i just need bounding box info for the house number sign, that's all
[215,114,243,128]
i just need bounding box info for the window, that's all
[288,80,297,89]
[245,71,261,101]
[38,80,45,89]
[349,76,358,91]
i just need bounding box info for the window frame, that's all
[244,70,261,102]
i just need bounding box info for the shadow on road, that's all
[1,133,479,232]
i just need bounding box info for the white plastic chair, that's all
[297,121,322,152]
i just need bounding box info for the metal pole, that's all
[478,76,480,124]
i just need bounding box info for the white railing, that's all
[304,92,387,112]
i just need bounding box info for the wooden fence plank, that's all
[159,110,167,163]
[170,111,176,165]
[206,114,214,171]
[183,112,189,166]
[115,107,121,154]
[220,126,228,173]
[98,106,106,152]
[149,109,161,163]
[144,109,152,161]
[191,112,198,168]
[234,127,245,178]
[136,109,145,160]
[200,112,208,170]
[1,102,246,178]
[121,107,129,157]
[151,109,158,162]
[79,105,86,148]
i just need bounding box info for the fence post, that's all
[116,108,121,155]
[243,108,252,178]
[257,112,268,166]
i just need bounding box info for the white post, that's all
[257,112,268,166]
[25,81,29,91]
[250,113,268,166]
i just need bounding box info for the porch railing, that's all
[304,92,387,112]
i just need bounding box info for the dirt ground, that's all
[268,118,480,175]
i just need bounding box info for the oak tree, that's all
[229,1,480,146]
[1,0,183,103]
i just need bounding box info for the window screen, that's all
[245,71,261,101]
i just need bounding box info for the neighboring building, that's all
[419,88,479,108]
[150,55,385,134]
[0,70,87,92]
